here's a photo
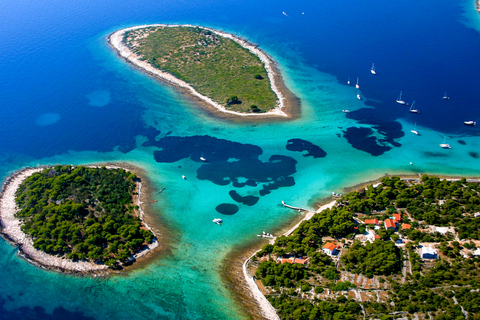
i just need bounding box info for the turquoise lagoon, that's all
[1,0,480,318]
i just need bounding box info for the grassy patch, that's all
[124,26,278,113]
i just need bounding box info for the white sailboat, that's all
[409,100,419,113]
[370,63,376,75]
[396,91,406,105]
[411,122,419,135]
[357,90,361,100]
[355,77,360,89]
[442,92,449,100]
[440,137,451,149]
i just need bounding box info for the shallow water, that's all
[1,0,480,318]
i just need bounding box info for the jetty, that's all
[281,201,307,211]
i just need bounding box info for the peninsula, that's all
[108,25,299,119]
[0,165,159,274]
[241,175,480,320]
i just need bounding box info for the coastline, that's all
[228,172,480,320]
[222,199,337,320]
[0,165,162,275]
[107,24,300,121]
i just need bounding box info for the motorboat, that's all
[213,218,222,225]
[464,121,476,126]
[371,63,376,75]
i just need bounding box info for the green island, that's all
[251,175,480,320]
[122,25,279,113]
[14,165,154,268]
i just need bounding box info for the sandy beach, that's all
[0,165,160,274]
[108,24,300,120]
[221,199,337,320]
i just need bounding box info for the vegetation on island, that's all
[251,175,480,320]
[123,26,278,113]
[15,165,154,267]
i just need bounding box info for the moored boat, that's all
[355,77,359,89]
[409,100,419,113]
[213,218,222,225]
[396,91,406,105]
[464,121,476,126]
[440,137,451,149]
[411,122,419,135]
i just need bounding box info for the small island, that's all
[109,25,299,118]
[0,165,159,273]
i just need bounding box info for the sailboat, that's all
[355,77,359,89]
[347,77,350,85]
[357,90,361,100]
[396,91,406,105]
[370,63,376,75]
[442,92,449,100]
[409,100,419,113]
[440,137,451,149]
[411,122,419,135]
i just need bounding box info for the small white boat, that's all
[442,92,449,100]
[347,77,350,85]
[409,100,419,113]
[213,218,222,225]
[440,137,451,149]
[396,91,406,105]
[182,175,186,180]
[371,63,376,75]
[355,77,360,89]
[200,156,207,162]
[411,122,419,135]
[342,109,350,113]
[464,121,476,126]
[357,91,361,100]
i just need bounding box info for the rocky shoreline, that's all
[108,24,300,120]
[0,165,160,275]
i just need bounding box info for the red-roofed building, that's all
[322,242,339,256]
[393,213,402,223]
[374,235,381,240]
[281,259,293,264]
[401,223,411,230]
[294,258,306,265]
[365,219,380,225]
[384,219,396,230]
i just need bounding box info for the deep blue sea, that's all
[1,0,480,319]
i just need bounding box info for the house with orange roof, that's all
[384,219,396,230]
[364,219,380,225]
[281,258,293,264]
[402,223,411,230]
[322,242,339,256]
[393,213,401,223]
[293,258,307,265]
